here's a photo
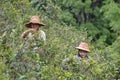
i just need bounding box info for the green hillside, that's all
[0,0,120,80]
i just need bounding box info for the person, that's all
[21,16,46,53]
[7,16,46,79]
[62,42,100,80]
[62,42,90,71]
[74,42,90,63]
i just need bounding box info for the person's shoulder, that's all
[73,55,80,59]
[39,30,45,34]
[63,58,70,62]
[62,55,74,63]
[39,30,46,37]
[88,56,97,64]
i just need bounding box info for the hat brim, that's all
[25,22,45,28]
[75,47,90,52]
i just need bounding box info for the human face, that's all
[78,50,88,58]
[31,24,40,30]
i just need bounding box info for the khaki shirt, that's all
[21,30,46,52]
[62,54,90,71]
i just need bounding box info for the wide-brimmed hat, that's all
[25,16,45,28]
[75,42,90,52]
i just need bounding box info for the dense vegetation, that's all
[0,0,120,80]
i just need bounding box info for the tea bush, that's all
[0,0,120,80]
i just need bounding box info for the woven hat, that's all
[75,42,90,52]
[25,16,45,28]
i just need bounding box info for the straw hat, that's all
[25,16,45,28]
[76,42,90,52]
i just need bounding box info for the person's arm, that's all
[62,58,72,70]
[39,30,46,45]
[21,29,34,38]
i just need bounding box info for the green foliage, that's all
[0,0,120,80]
[101,0,120,34]
[30,0,119,46]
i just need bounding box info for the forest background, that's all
[0,0,120,80]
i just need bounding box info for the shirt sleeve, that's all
[62,58,72,70]
[39,30,46,45]
[21,31,26,38]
